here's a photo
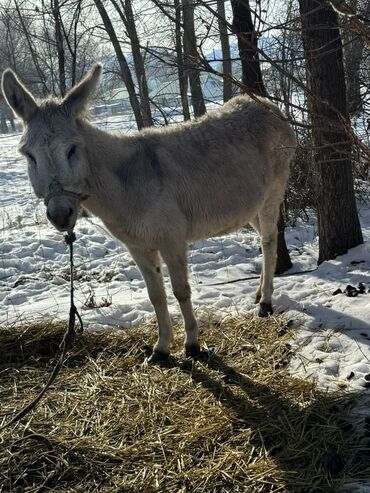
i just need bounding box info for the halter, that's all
[44,181,89,206]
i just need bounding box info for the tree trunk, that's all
[52,0,66,96]
[231,0,265,95]
[174,0,191,120]
[59,0,82,87]
[275,206,292,274]
[217,0,233,102]
[93,0,144,129]
[182,0,206,117]
[298,0,363,264]
[9,114,15,132]
[232,0,292,273]
[124,0,153,126]
[111,0,153,127]
[342,0,370,115]
[0,116,8,134]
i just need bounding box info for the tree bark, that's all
[182,0,206,117]
[298,0,363,263]
[93,0,144,129]
[217,0,233,102]
[232,0,292,273]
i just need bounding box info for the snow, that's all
[1,117,370,399]
[1,115,370,491]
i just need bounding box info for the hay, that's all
[0,315,367,493]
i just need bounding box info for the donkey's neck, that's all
[78,118,136,173]
[77,118,146,238]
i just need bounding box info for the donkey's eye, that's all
[67,145,77,160]
[26,153,36,165]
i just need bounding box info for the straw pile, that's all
[0,315,367,492]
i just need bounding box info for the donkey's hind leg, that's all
[161,246,200,359]
[250,215,263,305]
[257,201,280,317]
[128,246,173,363]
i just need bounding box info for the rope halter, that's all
[44,181,89,206]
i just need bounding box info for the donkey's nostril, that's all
[67,207,73,218]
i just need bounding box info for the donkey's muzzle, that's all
[46,199,78,232]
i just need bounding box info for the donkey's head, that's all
[1,65,102,232]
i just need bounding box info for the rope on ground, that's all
[0,231,83,432]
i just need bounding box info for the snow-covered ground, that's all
[1,115,370,397]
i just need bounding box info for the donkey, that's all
[2,64,296,363]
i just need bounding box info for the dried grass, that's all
[0,315,367,493]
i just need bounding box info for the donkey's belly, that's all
[186,212,256,243]
[180,173,266,243]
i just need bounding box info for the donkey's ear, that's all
[63,64,102,115]
[1,69,38,123]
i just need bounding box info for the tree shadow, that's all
[168,351,368,493]
[304,305,370,333]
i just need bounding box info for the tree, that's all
[182,0,206,117]
[174,0,191,120]
[52,0,66,96]
[13,0,49,94]
[217,0,233,102]
[341,0,370,115]
[231,0,265,95]
[231,0,293,273]
[298,0,363,263]
[93,0,144,129]
[110,0,153,127]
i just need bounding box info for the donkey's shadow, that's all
[0,327,366,492]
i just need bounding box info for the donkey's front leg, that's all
[161,246,200,359]
[128,246,172,363]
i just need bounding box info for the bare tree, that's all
[231,0,265,95]
[342,0,370,115]
[231,0,293,273]
[298,0,363,263]
[174,0,191,120]
[93,0,144,129]
[52,0,66,96]
[58,0,82,87]
[217,0,233,102]
[110,0,153,127]
[182,0,206,117]
[13,0,49,94]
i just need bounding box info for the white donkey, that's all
[2,64,296,363]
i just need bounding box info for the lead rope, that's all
[0,232,83,431]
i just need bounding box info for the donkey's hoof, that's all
[185,344,201,359]
[147,349,169,364]
[258,302,273,317]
